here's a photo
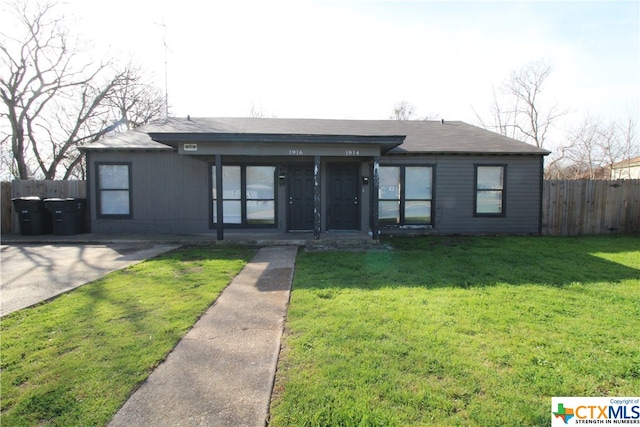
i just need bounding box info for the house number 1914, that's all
[346,150,360,156]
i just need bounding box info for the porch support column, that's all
[313,155,321,240]
[215,154,224,241]
[372,156,380,240]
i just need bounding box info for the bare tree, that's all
[0,0,164,180]
[55,66,165,179]
[390,100,437,121]
[472,84,518,139]
[106,64,166,131]
[507,59,567,149]
[474,59,565,149]
[1,1,96,178]
[615,113,640,177]
[390,100,416,120]
[474,60,637,179]
[32,71,124,179]
[248,103,278,118]
[563,117,604,179]
[547,113,639,179]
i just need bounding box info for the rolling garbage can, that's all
[44,198,87,235]
[11,197,52,235]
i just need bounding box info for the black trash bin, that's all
[44,198,87,235]
[12,197,52,235]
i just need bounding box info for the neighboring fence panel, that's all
[542,180,640,236]
[6,180,86,234]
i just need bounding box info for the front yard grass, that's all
[1,245,255,427]
[269,236,640,426]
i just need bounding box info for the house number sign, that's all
[289,148,360,156]
[178,143,375,156]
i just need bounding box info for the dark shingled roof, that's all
[79,127,173,151]
[82,117,550,155]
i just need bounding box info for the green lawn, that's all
[1,245,255,427]
[269,236,640,427]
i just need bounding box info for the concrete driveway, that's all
[1,243,179,317]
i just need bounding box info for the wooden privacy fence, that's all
[542,180,640,236]
[2,179,639,236]
[2,180,86,235]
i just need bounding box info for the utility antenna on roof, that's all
[155,21,170,121]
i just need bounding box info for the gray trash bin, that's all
[44,198,87,235]
[12,197,52,235]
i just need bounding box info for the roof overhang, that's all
[148,133,405,156]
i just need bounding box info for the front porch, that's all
[221,231,380,250]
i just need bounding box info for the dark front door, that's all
[288,165,315,231]
[328,163,360,230]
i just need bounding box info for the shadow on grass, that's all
[75,245,255,337]
[1,245,255,426]
[295,236,640,290]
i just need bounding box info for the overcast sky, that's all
[6,0,640,143]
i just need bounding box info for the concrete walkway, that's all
[108,246,298,427]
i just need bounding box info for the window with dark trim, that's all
[212,165,276,226]
[475,165,505,216]
[96,163,132,218]
[379,166,433,226]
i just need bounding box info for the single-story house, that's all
[80,117,550,239]
[610,156,640,180]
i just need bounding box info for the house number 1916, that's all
[289,149,303,155]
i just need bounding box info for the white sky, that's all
[7,0,640,147]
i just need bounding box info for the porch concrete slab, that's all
[1,231,379,247]
[108,245,297,427]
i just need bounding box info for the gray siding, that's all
[381,154,543,235]
[89,151,212,234]
[87,150,543,235]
